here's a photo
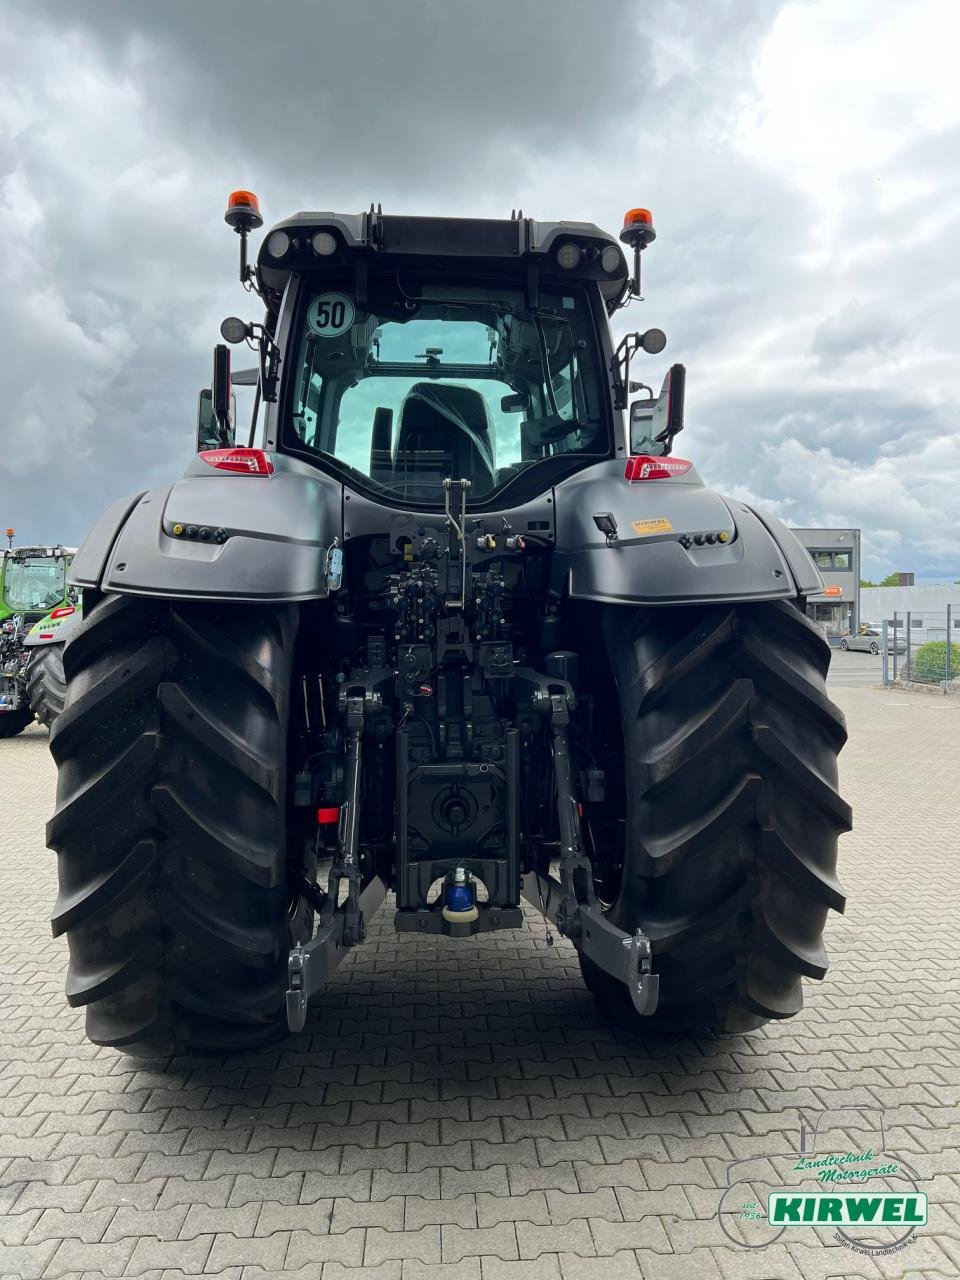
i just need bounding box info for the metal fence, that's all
[881,607,960,687]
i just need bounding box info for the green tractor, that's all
[0,538,77,735]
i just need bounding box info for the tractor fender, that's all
[69,454,344,603]
[552,460,821,606]
[23,607,84,648]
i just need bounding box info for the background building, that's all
[791,527,861,641]
[860,583,960,644]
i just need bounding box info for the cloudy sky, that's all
[1,0,957,580]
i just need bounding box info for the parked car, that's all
[839,627,906,655]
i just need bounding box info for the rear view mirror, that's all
[196,387,238,451]
[629,363,685,453]
[197,345,237,450]
[196,390,219,449]
[212,343,232,435]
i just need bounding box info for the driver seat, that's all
[393,384,496,495]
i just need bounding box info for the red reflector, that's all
[624,454,693,481]
[199,447,274,475]
[316,806,340,825]
[38,632,54,640]
[49,606,76,619]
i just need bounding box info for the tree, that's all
[862,573,905,588]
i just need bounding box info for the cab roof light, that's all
[312,230,338,257]
[556,242,582,269]
[624,454,693,481]
[199,447,275,476]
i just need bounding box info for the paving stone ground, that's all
[1,680,958,1280]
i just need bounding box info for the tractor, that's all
[0,538,76,735]
[47,194,850,1055]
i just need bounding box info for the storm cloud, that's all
[0,0,957,580]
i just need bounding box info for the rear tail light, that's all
[316,806,340,825]
[199,448,275,476]
[624,455,693,481]
[49,606,76,619]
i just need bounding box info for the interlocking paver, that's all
[205,1229,289,1272]
[284,1225,365,1268]
[254,1199,331,1236]
[442,1222,519,1264]
[482,1256,562,1279]
[2,686,958,1280]
[182,1202,261,1240]
[401,1260,478,1280]
[330,1194,404,1233]
[365,1224,442,1265]
[25,1206,114,1245]
[476,1190,550,1228]
[557,1253,642,1279]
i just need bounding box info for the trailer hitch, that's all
[518,673,659,1017]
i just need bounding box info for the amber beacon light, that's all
[224,189,264,285]
[619,207,657,299]
[224,189,263,231]
[620,207,656,247]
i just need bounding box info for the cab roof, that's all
[255,209,629,314]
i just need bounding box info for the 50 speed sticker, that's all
[307,292,355,338]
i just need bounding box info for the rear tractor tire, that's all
[47,593,312,1056]
[25,644,67,728]
[581,599,851,1034]
[0,709,32,738]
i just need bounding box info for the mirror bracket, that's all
[612,331,669,408]
[243,322,280,404]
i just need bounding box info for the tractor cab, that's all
[211,198,680,509]
[0,543,73,626]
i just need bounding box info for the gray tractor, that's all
[47,195,850,1055]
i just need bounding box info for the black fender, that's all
[69,455,344,602]
[552,460,820,606]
